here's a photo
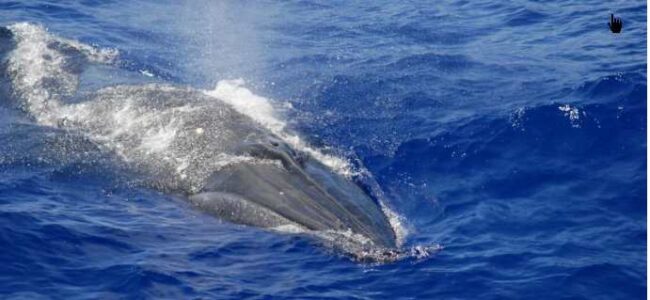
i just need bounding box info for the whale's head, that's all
[195,136,398,252]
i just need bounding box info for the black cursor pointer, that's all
[608,14,622,33]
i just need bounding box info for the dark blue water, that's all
[0,1,646,299]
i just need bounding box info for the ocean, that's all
[0,1,646,299]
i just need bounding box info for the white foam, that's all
[379,203,408,247]
[204,79,357,177]
[558,104,583,128]
[7,23,117,126]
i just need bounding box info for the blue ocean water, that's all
[0,0,646,299]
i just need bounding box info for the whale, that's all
[1,23,404,262]
[190,135,400,259]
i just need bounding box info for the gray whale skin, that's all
[189,136,400,261]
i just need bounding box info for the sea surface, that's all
[0,1,646,299]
